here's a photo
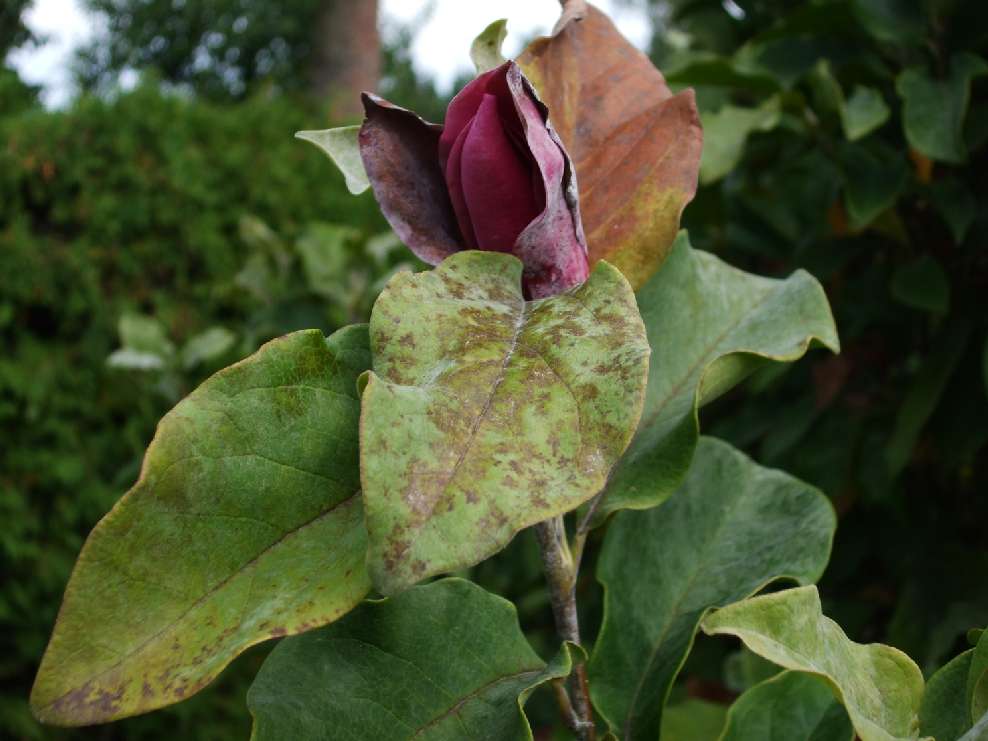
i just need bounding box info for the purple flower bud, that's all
[359,61,589,299]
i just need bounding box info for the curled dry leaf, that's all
[518,4,702,289]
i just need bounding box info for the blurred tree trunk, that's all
[309,0,381,120]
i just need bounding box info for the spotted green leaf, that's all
[702,586,929,741]
[471,19,508,74]
[295,126,369,194]
[589,437,836,740]
[31,328,372,725]
[248,578,577,741]
[597,232,839,521]
[360,252,648,594]
[720,671,853,741]
[700,97,781,184]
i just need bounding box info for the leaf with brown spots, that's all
[360,251,649,595]
[517,4,703,290]
[249,578,581,741]
[31,327,372,726]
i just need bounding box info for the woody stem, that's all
[534,516,596,741]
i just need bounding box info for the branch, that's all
[535,517,596,741]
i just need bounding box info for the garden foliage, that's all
[4,0,988,739]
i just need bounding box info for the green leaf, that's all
[360,252,649,595]
[702,586,928,741]
[294,223,360,299]
[31,327,372,725]
[889,255,951,314]
[896,54,988,164]
[920,650,974,741]
[885,322,970,476]
[106,347,167,371]
[840,141,909,230]
[720,672,853,741]
[661,699,729,741]
[470,19,508,74]
[295,126,370,194]
[180,326,236,369]
[248,578,576,741]
[700,97,781,184]
[930,177,977,244]
[842,85,891,141]
[724,648,782,693]
[970,629,988,725]
[597,232,839,520]
[589,437,836,740]
[119,312,174,358]
[851,0,926,44]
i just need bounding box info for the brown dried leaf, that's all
[518,4,702,289]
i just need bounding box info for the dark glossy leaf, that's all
[721,671,853,741]
[897,54,988,163]
[248,578,576,741]
[360,252,648,594]
[700,97,781,184]
[840,141,909,229]
[930,177,977,244]
[971,629,988,726]
[590,437,836,740]
[889,255,951,314]
[851,0,927,43]
[597,232,839,520]
[921,650,974,741]
[31,328,372,725]
[886,322,970,476]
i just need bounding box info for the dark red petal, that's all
[443,117,479,250]
[460,93,540,253]
[503,63,590,298]
[437,66,502,171]
[359,93,463,265]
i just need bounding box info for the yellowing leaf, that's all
[360,251,649,594]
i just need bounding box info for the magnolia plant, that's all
[29,5,987,741]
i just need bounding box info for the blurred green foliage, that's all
[649,0,988,690]
[0,80,424,738]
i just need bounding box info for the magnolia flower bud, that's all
[359,61,589,299]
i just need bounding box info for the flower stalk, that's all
[534,516,596,741]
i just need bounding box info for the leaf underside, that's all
[597,231,839,522]
[590,437,836,740]
[31,327,372,725]
[360,251,649,594]
[248,578,575,741]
